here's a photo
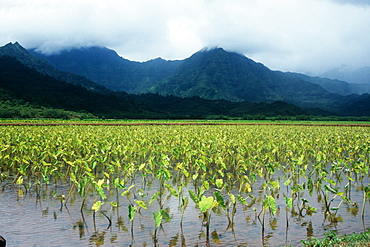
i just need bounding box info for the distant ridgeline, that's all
[0,42,369,118]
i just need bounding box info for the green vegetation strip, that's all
[302,229,370,246]
[0,120,370,127]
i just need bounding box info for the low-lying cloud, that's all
[1,0,369,75]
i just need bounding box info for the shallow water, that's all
[1,176,369,247]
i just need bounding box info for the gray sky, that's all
[1,0,370,75]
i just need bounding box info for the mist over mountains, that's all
[30,45,370,98]
[321,65,370,84]
[1,42,370,118]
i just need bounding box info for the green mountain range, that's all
[0,55,159,119]
[32,45,370,96]
[30,45,182,93]
[1,42,323,119]
[1,42,370,118]
[31,45,370,112]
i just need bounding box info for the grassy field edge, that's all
[301,229,370,246]
[1,119,370,126]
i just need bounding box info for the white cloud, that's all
[329,0,370,6]
[0,0,369,74]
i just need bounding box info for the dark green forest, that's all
[0,56,163,119]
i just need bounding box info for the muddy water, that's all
[1,178,369,247]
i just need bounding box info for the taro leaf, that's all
[365,186,370,196]
[164,183,178,198]
[160,209,171,223]
[297,155,304,166]
[128,204,136,221]
[203,181,210,190]
[251,173,257,182]
[189,190,199,204]
[306,205,317,212]
[92,201,103,212]
[267,163,275,173]
[199,196,214,213]
[325,179,336,186]
[198,161,206,172]
[324,184,338,194]
[307,178,314,196]
[199,187,205,198]
[153,211,163,228]
[284,196,293,208]
[149,191,159,205]
[263,195,276,215]
[243,182,252,192]
[96,187,106,200]
[134,199,147,210]
[262,182,268,190]
[269,196,277,215]
[218,169,225,178]
[138,163,146,171]
[215,179,223,188]
[97,179,104,187]
[182,168,189,177]
[243,175,251,184]
[229,193,236,204]
[157,168,171,180]
[16,176,23,185]
[121,184,135,197]
[182,197,189,209]
[214,191,226,209]
[78,177,87,196]
[269,181,279,189]
[237,195,248,206]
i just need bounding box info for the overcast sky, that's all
[1,0,369,75]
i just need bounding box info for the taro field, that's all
[0,123,369,246]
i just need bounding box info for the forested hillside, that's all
[0,55,323,119]
[0,56,159,119]
[33,45,369,113]
[1,42,370,118]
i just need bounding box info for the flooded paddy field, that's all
[0,124,369,246]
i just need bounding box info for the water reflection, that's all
[306,221,314,238]
[89,231,106,246]
[0,177,369,246]
[210,230,220,243]
[73,220,86,239]
[115,216,128,231]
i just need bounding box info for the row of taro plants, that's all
[0,124,369,244]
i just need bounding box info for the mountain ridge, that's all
[31,44,370,96]
[29,45,184,93]
[29,44,370,114]
[0,55,158,118]
[0,54,318,119]
[0,42,112,94]
[1,42,370,117]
